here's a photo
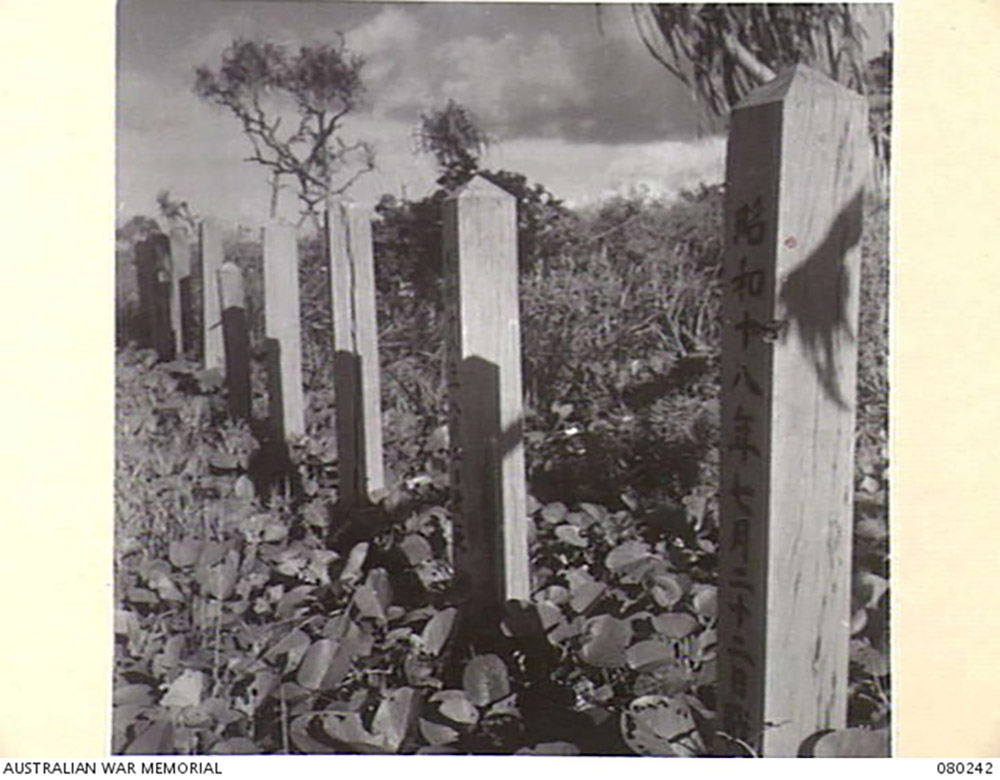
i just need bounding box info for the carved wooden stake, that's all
[443,175,529,611]
[134,235,173,361]
[219,262,251,421]
[200,219,225,371]
[263,221,305,440]
[169,229,193,359]
[717,65,869,756]
[327,200,385,507]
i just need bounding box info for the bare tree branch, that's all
[193,37,373,221]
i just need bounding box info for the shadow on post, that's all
[778,189,864,409]
[134,233,175,362]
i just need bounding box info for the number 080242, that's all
[937,763,993,775]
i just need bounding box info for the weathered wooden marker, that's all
[134,234,174,361]
[200,219,225,371]
[327,200,385,507]
[169,228,194,358]
[263,221,305,440]
[218,262,251,421]
[443,175,530,611]
[717,65,869,756]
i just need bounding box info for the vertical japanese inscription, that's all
[718,147,776,753]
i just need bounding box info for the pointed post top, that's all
[446,173,516,203]
[735,63,867,111]
[327,196,374,216]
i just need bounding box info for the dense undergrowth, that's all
[114,184,889,755]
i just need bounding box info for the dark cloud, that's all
[350,4,713,146]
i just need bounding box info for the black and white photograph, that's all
[112,1,892,757]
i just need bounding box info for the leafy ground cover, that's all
[114,187,889,755]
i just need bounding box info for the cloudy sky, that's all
[117,1,887,225]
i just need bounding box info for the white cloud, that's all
[484,135,726,207]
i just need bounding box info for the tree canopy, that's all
[631,4,891,187]
[194,36,375,221]
[417,100,492,191]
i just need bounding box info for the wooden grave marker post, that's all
[263,221,305,440]
[717,65,869,757]
[134,235,174,361]
[443,175,530,612]
[200,219,225,371]
[327,200,385,507]
[219,262,251,421]
[169,228,194,358]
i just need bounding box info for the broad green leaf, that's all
[353,584,387,623]
[289,715,340,754]
[126,586,159,605]
[297,639,337,690]
[569,580,606,614]
[421,607,457,655]
[265,628,311,672]
[549,615,583,644]
[555,524,588,547]
[320,712,386,753]
[652,613,700,639]
[851,608,868,635]
[366,568,393,611]
[400,534,433,565]
[534,584,569,605]
[648,572,686,609]
[146,570,183,602]
[207,451,239,472]
[209,737,258,755]
[323,629,374,689]
[200,550,240,600]
[168,538,202,569]
[620,695,700,757]
[540,502,568,525]
[419,717,460,746]
[151,634,184,679]
[261,521,288,543]
[516,742,581,755]
[124,720,174,755]
[372,687,418,752]
[564,512,594,529]
[536,601,565,632]
[197,541,227,568]
[237,669,279,716]
[809,728,889,757]
[692,585,718,621]
[462,655,510,707]
[276,585,313,620]
[114,683,155,707]
[160,670,204,709]
[234,474,255,500]
[114,609,140,640]
[626,640,675,671]
[579,502,608,524]
[404,653,437,687]
[339,542,369,584]
[606,540,651,572]
[856,516,888,542]
[581,615,632,668]
[431,690,479,725]
[851,640,889,678]
[855,571,889,610]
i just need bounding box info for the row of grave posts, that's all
[128,65,867,757]
[131,181,531,615]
